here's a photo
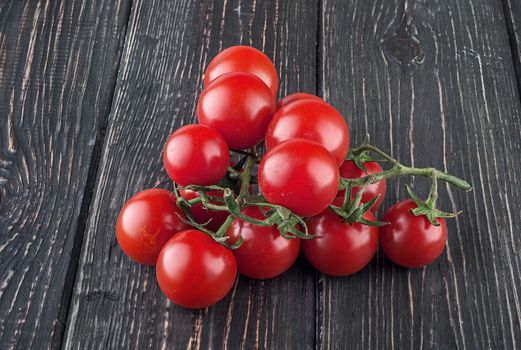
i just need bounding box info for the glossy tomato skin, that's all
[197,72,277,150]
[338,160,386,210]
[227,206,300,279]
[179,188,229,231]
[204,46,278,96]
[265,100,350,166]
[163,124,229,186]
[156,230,237,309]
[259,139,340,217]
[277,92,325,109]
[380,199,447,268]
[303,210,378,276]
[116,189,189,265]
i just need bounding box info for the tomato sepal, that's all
[330,182,388,226]
[346,148,387,173]
[406,184,462,226]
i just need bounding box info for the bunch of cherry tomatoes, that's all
[116,46,471,309]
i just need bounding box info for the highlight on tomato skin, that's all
[163,124,230,186]
[115,189,189,266]
[226,206,301,280]
[197,72,277,150]
[277,92,325,110]
[258,138,340,217]
[337,160,387,211]
[303,209,378,277]
[379,199,448,268]
[265,99,350,166]
[204,45,279,96]
[155,229,237,309]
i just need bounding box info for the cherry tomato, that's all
[259,139,340,217]
[265,100,350,166]
[337,160,386,210]
[163,124,229,186]
[227,206,300,279]
[277,92,325,109]
[379,199,447,268]
[116,189,189,265]
[204,46,278,96]
[303,210,378,276]
[179,188,229,231]
[197,72,276,150]
[156,230,237,308]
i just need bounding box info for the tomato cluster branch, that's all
[174,139,471,245]
[339,143,472,225]
[346,145,472,191]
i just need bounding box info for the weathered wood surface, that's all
[62,1,318,349]
[2,0,521,349]
[0,0,130,349]
[318,0,521,349]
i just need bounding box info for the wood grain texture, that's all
[0,0,130,349]
[318,0,521,349]
[63,0,318,349]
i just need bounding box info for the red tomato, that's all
[259,139,340,217]
[303,210,378,276]
[179,188,229,231]
[226,206,300,279]
[337,160,386,210]
[156,230,237,308]
[116,189,189,265]
[277,92,325,109]
[265,100,350,166]
[163,124,229,186]
[197,72,276,150]
[379,199,447,268]
[204,46,278,96]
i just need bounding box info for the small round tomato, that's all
[259,139,340,217]
[277,92,325,109]
[227,206,300,279]
[379,199,447,268]
[204,46,278,96]
[197,72,276,150]
[337,160,386,210]
[179,188,229,231]
[116,189,189,265]
[265,100,349,166]
[163,124,229,186]
[303,210,378,276]
[156,230,237,308]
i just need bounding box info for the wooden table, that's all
[1,0,521,349]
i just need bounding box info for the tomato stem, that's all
[343,145,472,192]
[237,151,256,201]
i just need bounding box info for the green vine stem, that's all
[173,139,472,246]
[342,145,472,192]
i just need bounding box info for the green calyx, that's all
[329,182,388,226]
[406,184,461,226]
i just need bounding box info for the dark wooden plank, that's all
[318,0,521,349]
[0,0,130,349]
[63,1,317,349]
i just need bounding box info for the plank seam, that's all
[500,0,521,102]
[315,1,323,349]
[52,1,134,348]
